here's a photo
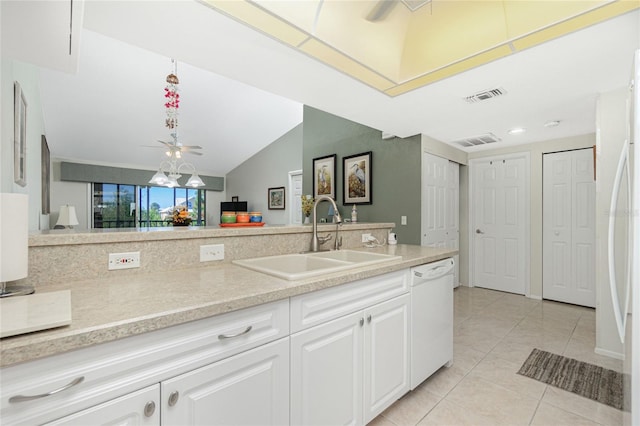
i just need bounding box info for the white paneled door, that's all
[543,149,595,307]
[289,170,303,225]
[471,154,528,295]
[422,152,459,286]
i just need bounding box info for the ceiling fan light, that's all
[149,170,168,185]
[165,176,179,187]
[186,173,205,187]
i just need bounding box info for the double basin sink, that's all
[233,250,402,280]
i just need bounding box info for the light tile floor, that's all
[370,286,623,426]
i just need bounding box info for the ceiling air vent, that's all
[452,133,501,148]
[464,87,507,103]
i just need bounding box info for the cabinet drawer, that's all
[0,299,289,425]
[290,270,408,333]
[45,384,160,425]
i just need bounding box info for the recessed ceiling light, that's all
[544,120,561,128]
[508,127,526,135]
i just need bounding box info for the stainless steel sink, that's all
[233,250,401,280]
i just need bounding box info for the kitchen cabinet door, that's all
[363,294,410,424]
[290,311,364,426]
[45,385,159,426]
[161,338,289,426]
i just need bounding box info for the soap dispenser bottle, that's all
[351,205,358,223]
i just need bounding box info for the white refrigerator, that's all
[609,49,639,426]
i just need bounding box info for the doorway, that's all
[288,170,303,225]
[469,153,530,295]
[542,148,595,307]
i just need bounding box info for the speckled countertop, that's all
[0,244,456,368]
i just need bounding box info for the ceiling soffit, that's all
[201,0,639,97]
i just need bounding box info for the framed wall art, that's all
[268,186,285,210]
[41,135,51,214]
[14,82,27,187]
[312,154,336,199]
[343,151,372,204]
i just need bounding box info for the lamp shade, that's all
[56,205,79,227]
[0,193,28,282]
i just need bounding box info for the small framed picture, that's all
[268,186,285,210]
[312,154,336,199]
[343,151,372,205]
[14,81,27,187]
[231,196,239,202]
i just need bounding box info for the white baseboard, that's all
[594,346,625,361]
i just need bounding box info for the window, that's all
[93,184,206,228]
[138,186,206,227]
[93,183,137,228]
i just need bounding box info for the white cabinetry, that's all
[162,338,289,426]
[2,263,451,426]
[1,300,289,425]
[290,271,410,426]
[291,311,364,426]
[45,385,160,426]
[363,294,410,423]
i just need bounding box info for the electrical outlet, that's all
[108,252,140,270]
[401,216,407,225]
[361,233,372,243]
[200,244,224,262]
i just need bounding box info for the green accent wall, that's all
[302,106,422,245]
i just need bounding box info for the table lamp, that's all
[55,205,79,229]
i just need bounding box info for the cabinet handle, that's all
[168,391,180,407]
[359,318,364,327]
[367,315,372,323]
[218,325,252,340]
[414,271,423,278]
[9,376,85,403]
[144,401,156,417]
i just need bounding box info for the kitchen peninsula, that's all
[1,223,457,425]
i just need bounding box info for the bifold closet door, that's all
[422,152,459,286]
[543,149,595,307]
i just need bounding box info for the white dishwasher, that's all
[410,257,454,390]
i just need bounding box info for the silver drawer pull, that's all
[218,325,252,340]
[414,271,423,278]
[9,376,85,403]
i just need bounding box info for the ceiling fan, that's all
[365,0,432,22]
[142,132,203,157]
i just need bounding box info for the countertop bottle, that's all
[351,205,358,222]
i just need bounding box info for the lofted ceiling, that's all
[3,1,640,177]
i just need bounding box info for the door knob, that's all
[476,229,484,234]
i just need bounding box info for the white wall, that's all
[1,58,48,230]
[226,124,303,225]
[595,87,628,358]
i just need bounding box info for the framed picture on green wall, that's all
[343,151,372,205]
[312,154,336,199]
